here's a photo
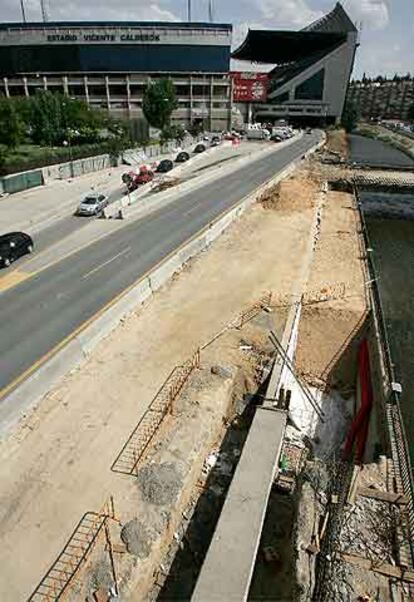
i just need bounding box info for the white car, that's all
[75,193,108,216]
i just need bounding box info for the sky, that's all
[0,0,413,78]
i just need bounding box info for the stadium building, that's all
[232,2,358,125]
[0,21,233,130]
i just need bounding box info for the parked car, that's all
[246,128,270,140]
[156,159,174,173]
[175,151,190,163]
[305,127,312,135]
[210,135,221,147]
[75,193,108,216]
[122,166,154,192]
[0,231,33,268]
[270,134,283,143]
[194,143,207,153]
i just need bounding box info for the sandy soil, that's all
[0,167,319,600]
[295,188,368,388]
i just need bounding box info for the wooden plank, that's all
[348,465,361,505]
[357,487,408,505]
[340,553,414,583]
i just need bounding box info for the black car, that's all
[211,135,221,147]
[175,151,190,163]
[0,231,34,268]
[156,159,174,173]
[194,143,206,153]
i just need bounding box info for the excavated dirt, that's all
[295,188,368,389]
[259,173,319,213]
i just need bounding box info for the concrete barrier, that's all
[77,277,153,356]
[148,252,184,292]
[178,235,208,265]
[0,339,83,437]
[0,134,325,438]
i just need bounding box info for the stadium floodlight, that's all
[19,0,26,22]
[40,0,49,22]
[208,0,214,22]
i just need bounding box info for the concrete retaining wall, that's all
[0,135,325,438]
[43,153,113,182]
[0,135,201,195]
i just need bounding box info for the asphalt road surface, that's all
[16,145,251,260]
[348,133,414,168]
[0,131,321,395]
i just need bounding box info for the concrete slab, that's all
[192,407,287,602]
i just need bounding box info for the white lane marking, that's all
[82,247,131,279]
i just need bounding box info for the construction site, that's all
[0,129,413,602]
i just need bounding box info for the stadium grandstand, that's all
[0,21,232,130]
[232,2,359,125]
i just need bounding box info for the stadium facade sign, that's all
[0,26,230,46]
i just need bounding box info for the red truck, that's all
[122,165,154,192]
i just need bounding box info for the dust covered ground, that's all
[295,185,368,389]
[0,167,321,600]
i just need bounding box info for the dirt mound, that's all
[258,177,318,213]
[137,462,183,506]
[258,183,280,210]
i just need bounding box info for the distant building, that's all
[0,21,232,130]
[348,77,414,121]
[231,2,358,125]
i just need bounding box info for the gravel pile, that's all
[137,462,183,506]
[121,518,152,558]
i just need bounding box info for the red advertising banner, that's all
[231,72,268,102]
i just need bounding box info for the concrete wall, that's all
[0,136,199,195]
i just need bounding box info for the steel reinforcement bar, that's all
[356,187,414,566]
[111,293,273,476]
[111,349,200,475]
[28,497,117,601]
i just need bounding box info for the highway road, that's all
[0,131,321,397]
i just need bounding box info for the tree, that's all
[142,78,177,131]
[28,91,104,146]
[0,98,24,148]
[29,90,64,145]
[160,124,186,146]
[408,102,414,122]
[341,98,359,132]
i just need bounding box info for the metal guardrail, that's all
[355,187,414,566]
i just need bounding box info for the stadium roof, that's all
[303,2,357,33]
[0,21,232,30]
[231,31,346,64]
[231,2,355,64]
